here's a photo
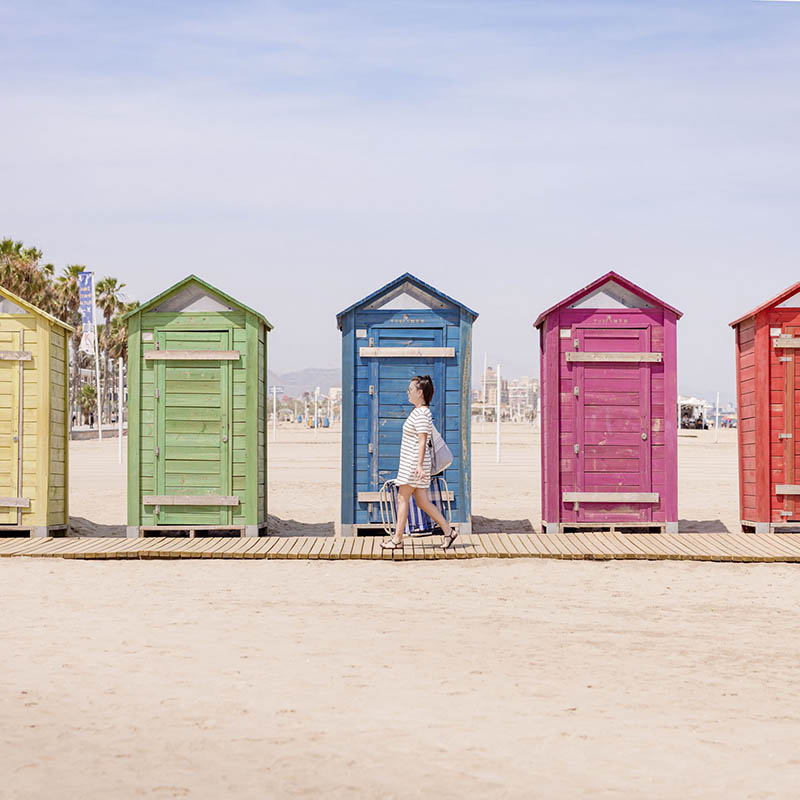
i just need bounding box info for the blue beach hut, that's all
[336,274,478,536]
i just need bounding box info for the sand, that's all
[5,424,798,798]
[4,558,800,798]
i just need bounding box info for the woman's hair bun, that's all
[412,374,435,405]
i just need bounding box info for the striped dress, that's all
[396,405,434,488]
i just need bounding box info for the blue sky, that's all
[2,0,799,401]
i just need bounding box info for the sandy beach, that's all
[5,425,800,798]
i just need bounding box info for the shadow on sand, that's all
[68,515,337,538]
[471,515,535,534]
[68,518,126,538]
[266,515,336,537]
[678,519,731,533]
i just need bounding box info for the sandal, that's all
[441,529,458,550]
[381,539,405,550]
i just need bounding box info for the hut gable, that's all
[125,275,273,329]
[534,271,682,328]
[0,296,26,314]
[730,280,800,327]
[337,273,478,328]
[152,286,235,313]
[0,286,72,331]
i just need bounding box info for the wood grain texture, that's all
[565,352,662,362]
[144,350,240,361]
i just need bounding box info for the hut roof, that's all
[336,272,478,330]
[123,274,273,330]
[729,280,800,328]
[533,271,682,329]
[0,285,73,332]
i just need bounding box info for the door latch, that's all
[155,388,160,399]
[222,434,228,443]
[574,443,579,455]
[779,433,793,439]
[368,443,374,454]
[369,385,374,395]
[573,386,579,397]
[155,446,160,457]
[573,338,579,349]
[641,433,648,440]
[369,337,374,347]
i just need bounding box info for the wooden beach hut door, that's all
[0,330,21,524]
[154,330,233,525]
[573,327,653,523]
[366,326,445,522]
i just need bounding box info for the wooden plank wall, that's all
[48,325,68,527]
[258,325,266,524]
[736,317,756,521]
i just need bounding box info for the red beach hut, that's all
[730,282,800,533]
[535,272,682,533]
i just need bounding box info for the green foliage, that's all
[79,383,97,417]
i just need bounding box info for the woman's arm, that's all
[414,432,428,478]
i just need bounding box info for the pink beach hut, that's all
[535,272,682,533]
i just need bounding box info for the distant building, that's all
[475,368,539,422]
[481,366,509,407]
[508,376,539,421]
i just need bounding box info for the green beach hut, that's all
[125,275,272,538]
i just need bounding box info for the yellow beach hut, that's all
[0,286,72,536]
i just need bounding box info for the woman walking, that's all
[381,375,457,551]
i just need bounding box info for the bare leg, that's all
[413,488,451,537]
[393,484,414,543]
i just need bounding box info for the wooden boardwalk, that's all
[3,532,800,562]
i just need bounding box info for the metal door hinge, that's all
[368,443,374,454]
[574,443,579,455]
[369,384,374,395]
[780,356,793,362]
[573,385,579,397]
[780,511,792,517]
[779,433,793,439]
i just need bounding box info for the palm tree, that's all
[79,384,97,426]
[96,277,127,425]
[107,301,139,362]
[106,301,139,425]
[0,238,58,315]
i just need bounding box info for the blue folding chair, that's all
[379,476,453,537]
